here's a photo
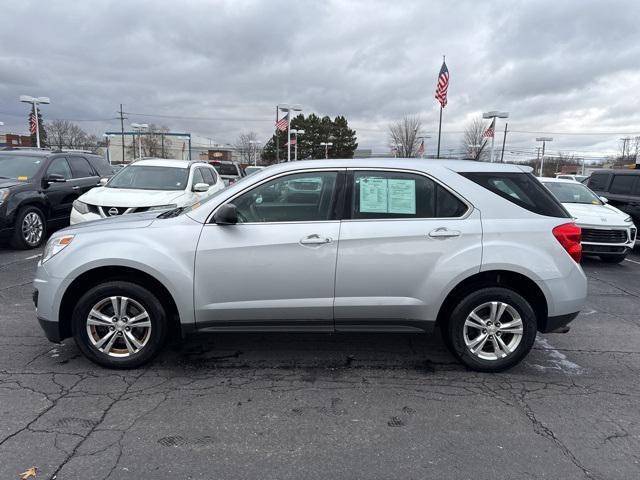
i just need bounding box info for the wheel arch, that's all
[58,265,182,340]
[436,270,549,332]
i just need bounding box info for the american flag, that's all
[435,60,449,108]
[29,112,38,135]
[287,136,296,146]
[417,139,425,157]
[275,113,289,131]
[483,118,496,138]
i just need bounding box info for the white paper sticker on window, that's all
[359,177,388,213]
[388,179,416,214]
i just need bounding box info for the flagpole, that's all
[287,112,291,162]
[275,105,280,163]
[436,106,442,158]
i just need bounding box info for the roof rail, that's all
[50,148,95,154]
[0,146,49,151]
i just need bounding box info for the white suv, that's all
[70,159,224,224]
[35,159,587,372]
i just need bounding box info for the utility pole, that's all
[117,104,127,163]
[500,122,508,163]
[620,137,631,163]
[536,137,553,176]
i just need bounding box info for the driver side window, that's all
[233,171,338,223]
[47,158,72,180]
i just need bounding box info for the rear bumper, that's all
[540,311,579,333]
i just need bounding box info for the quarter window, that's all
[587,173,610,192]
[232,171,338,223]
[68,156,95,178]
[350,171,467,219]
[47,158,72,180]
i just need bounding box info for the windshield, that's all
[542,181,602,205]
[0,155,44,180]
[107,165,189,190]
[212,163,240,176]
[244,167,263,176]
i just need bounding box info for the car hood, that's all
[80,187,186,207]
[57,210,161,234]
[563,202,632,227]
[0,178,25,189]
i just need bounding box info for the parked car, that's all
[556,174,589,184]
[210,160,245,186]
[34,159,587,372]
[0,149,113,249]
[587,169,640,228]
[244,165,265,176]
[540,178,636,263]
[70,159,224,224]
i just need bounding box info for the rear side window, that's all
[87,156,113,176]
[461,172,569,218]
[588,173,610,191]
[350,171,468,220]
[67,156,95,178]
[609,175,637,195]
[212,163,240,176]
[201,168,216,185]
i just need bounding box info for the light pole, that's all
[249,140,261,166]
[536,137,553,176]
[277,104,302,162]
[131,123,149,160]
[19,95,50,148]
[290,129,304,161]
[320,141,333,159]
[482,111,508,162]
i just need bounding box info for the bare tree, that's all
[388,116,423,157]
[45,120,99,150]
[617,136,640,165]
[234,131,262,164]
[461,117,489,161]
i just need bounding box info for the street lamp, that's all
[320,141,333,159]
[290,129,305,161]
[482,111,508,163]
[19,95,50,148]
[536,137,553,176]
[278,104,302,162]
[131,123,148,160]
[248,140,261,166]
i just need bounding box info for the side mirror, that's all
[99,177,109,186]
[213,203,238,225]
[600,196,608,204]
[45,173,66,184]
[193,182,209,192]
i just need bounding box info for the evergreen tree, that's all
[29,105,48,148]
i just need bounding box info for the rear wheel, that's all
[599,254,627,264]
[72,281,168,369]
[11,206,46,249]
[445,287,537,372]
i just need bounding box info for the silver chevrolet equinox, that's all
[33,159,587,372]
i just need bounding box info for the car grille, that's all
[101,206,128,217]
[581,228,627,244]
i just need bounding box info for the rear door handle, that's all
[72,186,80,190]
[300,234,332,245]
[429,227,461,238]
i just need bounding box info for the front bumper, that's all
[70,207,101,225]
[33,261,68,343]
[579,224,636,256]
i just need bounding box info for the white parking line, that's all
[624,258,640,265]
[25,254,42,260]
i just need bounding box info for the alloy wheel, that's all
[22,212,43,246]
[86,296,152,357]
[463,301,524,361]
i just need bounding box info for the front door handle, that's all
[429,227,461,238]
[300,234,332,245]
[72,185,80,190]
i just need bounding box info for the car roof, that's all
[590,169,640,175]
[255,158,533,174]
[539,177,581,184]
[127,158,204,168]
[0,149,52,157]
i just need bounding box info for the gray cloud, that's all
[0,0,639,160]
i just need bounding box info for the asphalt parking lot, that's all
[1,247,640,479]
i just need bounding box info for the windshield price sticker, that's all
[359,177,416,214]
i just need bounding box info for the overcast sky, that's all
[1,0,639,161]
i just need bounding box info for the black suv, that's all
[587,169,640,226]
[0,149,113,249]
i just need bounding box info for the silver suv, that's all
[33,159,587,372]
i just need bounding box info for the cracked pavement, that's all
[1,247,640,479]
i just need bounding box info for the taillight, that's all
[552,223,582,263]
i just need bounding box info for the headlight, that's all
[0,189,8,206]
[148,204,177,211]
[72,199,90,214]
[42,235,74,264]
[624,216,633,223]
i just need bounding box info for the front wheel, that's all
[72,281,168,369]
[445,287,538,372]
[599,254,627,264]
[11,206,46,249]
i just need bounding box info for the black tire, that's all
[599,254,627,264]
[10,206,46,249]
[445,287,537,372]
[72,281,168,369]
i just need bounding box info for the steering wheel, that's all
[236,210,249,223]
